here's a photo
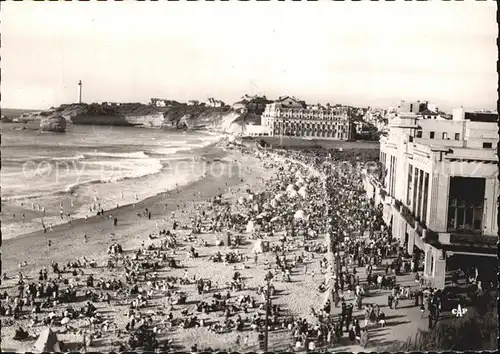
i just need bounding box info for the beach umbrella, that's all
[60,317,70,325]
[270,199,279,209]
[286,184,296,193]
[288,190,298,199]
[298,186,308,199]
[308,229,317,238]
[294,210,306,220]
[263,203,273,211]
[238,196,246,205]
[246,221,255,233]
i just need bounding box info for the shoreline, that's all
[0,140,224,240]
[1,145,267,275]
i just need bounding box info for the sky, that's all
[2,1,497,111]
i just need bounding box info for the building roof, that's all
[465,112,498,123]
[420,109,438,116]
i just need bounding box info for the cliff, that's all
[38,102,253,133]
[161,105,249,133]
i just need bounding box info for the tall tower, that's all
[77,80,82,103]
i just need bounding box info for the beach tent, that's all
[33,328,61,353]
[252,239,264,254]
[246,220,255,233]
[307,229,315,238]
[286,184,296,193]
[294,210,306,220]
[247,194,254,202]
[298,186,308,199]
[270,199,279,209]
[238,196,246,205]
[288,190,298,199]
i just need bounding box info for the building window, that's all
[412,167,419,214]
[407,165,413,206]
[416,130,422,138]
[422,172,429,225]
[447,177,485,233]
[442,132,448,139]
[429,132,435,139]
[416,169,424,219]
[454,133,460,140]
[483,142,493,149]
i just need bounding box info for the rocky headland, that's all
[7,99,266,134]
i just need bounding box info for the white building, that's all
[363,109,498,289]
[262,96,353,140]
[206,98,225,108]
[187,100,199,106]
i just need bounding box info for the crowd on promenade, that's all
[1,141,460,352]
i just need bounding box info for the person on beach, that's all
[3,144,405,351]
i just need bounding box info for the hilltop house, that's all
[151,98,168,107]
[206,98,225,108]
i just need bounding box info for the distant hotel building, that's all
[261,96,353,140]
[363,106,498,289]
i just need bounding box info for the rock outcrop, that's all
[37,101,264,133]
[40,115,67,133]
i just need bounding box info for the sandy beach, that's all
[1,144,283,351]
[1,141,434,353]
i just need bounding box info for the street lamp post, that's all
[264,271,273,352]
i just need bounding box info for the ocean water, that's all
[0,122,222,239]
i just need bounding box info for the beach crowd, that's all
[0,140,466,352]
